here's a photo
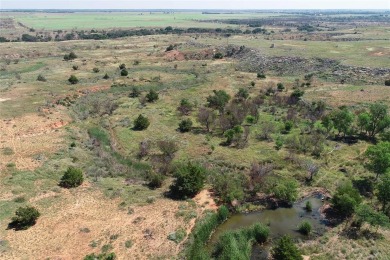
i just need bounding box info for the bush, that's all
[129,87,141,98]
[119,63,126,70]
[120,69,128,76]
[214,52,223,59]
[257,73,266,79]
[385,79,390,86]
[93,67,100,73]
[103,73,109,79]
[178,119,193,132]
[277,83,285,91]
[146,89,159,102]
[72,65,79,70]
[305,201,312,212]
[64,51,77,61]
[252,223,270,243]
[37,74,47,82]
[10,206,40,230]
[166,44,174,52]
[147,172,165,189]
[170,162,206,199]
[68,75,79,84]
[332,181,362,218]
[298,221,312,235]
[133,114,150,130]
[272,235,303,260]
[60,167,84,188]
[84,252,116,260]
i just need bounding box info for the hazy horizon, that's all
[1,0,389,10]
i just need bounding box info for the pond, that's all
[209,195,328,259]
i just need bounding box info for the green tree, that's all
[178,119,193,133]
[355,204,390,232]
[120,69,128,76]
[68,75,79,84]
[267,177,299,205]
[377,172,390,213]
[170,162,206,199]
[332,181,362,218]
[60,167,84,188]
[224,126,243,145]
[10,206,40,230]
[331,107,355,137]
[271,235,303,260]
[277,83,285,92]
[367,103,390,138]
[146,89,159,102]
[365,142,390,179]
[235,88,249,100]
[207,90,231,112]
[133,114,150,130]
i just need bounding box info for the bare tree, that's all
[197,107,216,132]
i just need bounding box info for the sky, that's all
[0,0,389,10]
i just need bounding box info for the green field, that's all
[7,12,285,30]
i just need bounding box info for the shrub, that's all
[272,235,303,260]
[103,73,109,79]
[146,89,159,102]
[93,67,100,73]
[178,119,193,132]
[120,69,128,76]
[119,63,126,70]
[252,223,270,243]
[170,162,206,199]
[167,228,186,243]
[129,87,141,98]
[298,221,312,235]
[284,121,293,133]
[385,79,390,86]
[69,51,77,60]
[37,74,47,82]
[10,206,40,230]
[166,44,174,52]
[277,83,285,91]
[177,98,193,115]
[133,114,150,130]
[332,181,362,218]
[214,52,223,59]
[147,172,165,189]
[59,167,84,188]
[257,73,266,79]
[84,252,116,260]
[305,201,312,212]
[72,65,79,70]
[68,75,79,84]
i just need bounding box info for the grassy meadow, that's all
[0,11,389,260]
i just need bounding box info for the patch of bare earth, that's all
[1,188,217,260]
[0,107,70,171]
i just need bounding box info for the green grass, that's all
[9,12,285,30]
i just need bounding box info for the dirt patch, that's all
[0,108,70,171]
[164,50,185,61]
[0,98,11,102]
[1,187,216,260]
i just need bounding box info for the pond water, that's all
[209,195,328,259]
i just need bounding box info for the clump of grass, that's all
[167,227,186,243]
[125,240,133,248]
[13,196,26,203]
[298,220,312,235]
[305,201,313,212]
[2,147,14,155]
[101,244,113,253]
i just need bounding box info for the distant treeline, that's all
[1,26,269,43]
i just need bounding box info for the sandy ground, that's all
[1,187,217,260]
[0,107,69,171]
